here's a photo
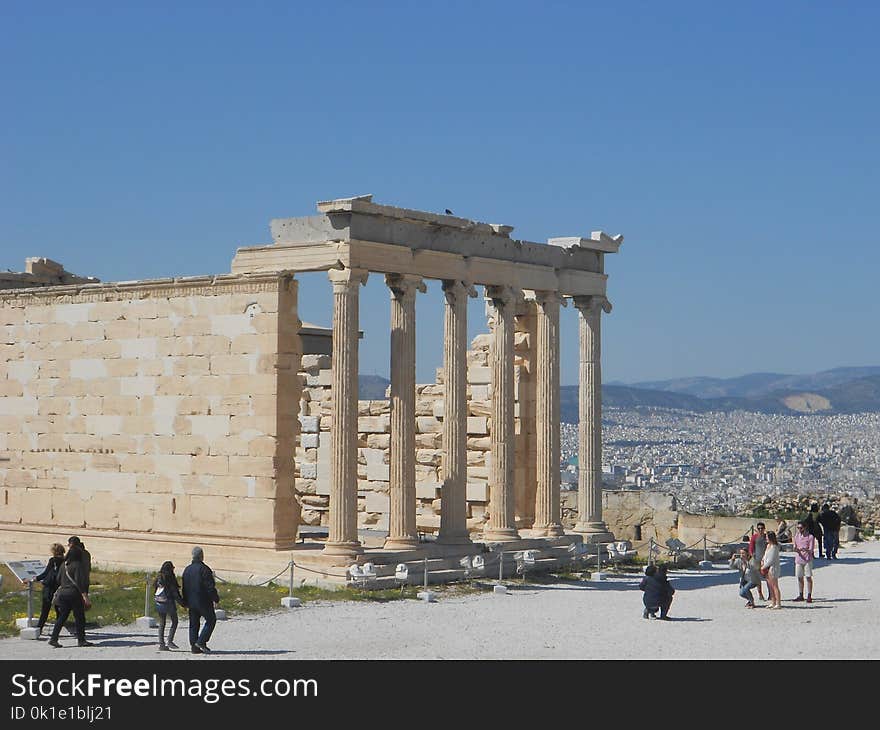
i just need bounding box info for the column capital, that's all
[526,289,566,308]
[572,294,612,315]
[441,279,478,299]
[328,266,369,289]
[385,273,427,299]
[484,285,523,308]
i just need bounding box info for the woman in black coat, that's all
[47,544,92,648]
[26,543,65,636]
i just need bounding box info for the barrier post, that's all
[136,572,157,629]
[27,581,34,627]
[493,550,507,595]
[18,581,39,639]
[417,555,436,602]
[703,535,708,563]
[281,556,301,608]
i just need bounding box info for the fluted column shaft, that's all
[438,280,473,544]
[323,268,368,557]
[483,286,520,541]
[573,296,613,540]
[533,291,564,536]
[384,274,425,550]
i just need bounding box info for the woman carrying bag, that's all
[47,543,93,648]
[154,561,186,651]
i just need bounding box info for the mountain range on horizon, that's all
[358,366,880,419]
[620,366,880,399]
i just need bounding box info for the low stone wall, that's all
[677,513,759,548]
[601,490,680,547]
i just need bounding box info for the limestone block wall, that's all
[0,274,301,566]
[294,321,537,534]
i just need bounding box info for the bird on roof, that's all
[444,208,453,215]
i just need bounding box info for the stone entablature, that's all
[232,195,616,297]
[0,273,302,567]
[0,258,99,290]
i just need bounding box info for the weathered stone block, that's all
[416,481,441,499]
[358,415,390,433]
[416,417,441,433]
[365,491,390,513]
[300,462,317,479]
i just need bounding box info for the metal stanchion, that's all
[18,581,39,639]
[417,556,436,602]
[136,573,157,629]
[27,581,34,626]
[281,556,301,608]
[592,542,607,581]
[494,550,507,594]
[699,534,713,569]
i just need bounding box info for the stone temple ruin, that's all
[0,196,623,584]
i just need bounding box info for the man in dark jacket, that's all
[47,544,93,648]
[182,546,220,654]
[818,504,842,559]
[804,503,825,558]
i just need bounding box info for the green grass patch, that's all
[0,564,488,638]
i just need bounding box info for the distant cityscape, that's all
[560,409,880,515]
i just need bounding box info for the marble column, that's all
[323,267,368,557]
[438,280,475,545]
[533,290,564,536]
[384,274,425,551]
[483,286,520,542]
[573,295,614,542]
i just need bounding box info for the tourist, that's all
[761,531,782,609]
[23,543,65,637]
[639,565,661,619]
[182,546,220,654]
[154,561,186,651]
[804,503,824,558]
[792,521,815,603]
[819,504,841,560]
[777,520,792,543]
[747,522,768,601]
[47,542,93,648]
[730,546,762,608]
[655,564,675,620]
[67,536,92,575]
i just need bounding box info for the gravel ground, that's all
[2,540,878,660]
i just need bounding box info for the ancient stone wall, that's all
[294,314,537,535]
[0,274,301,569]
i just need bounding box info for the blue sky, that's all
[2,2,878,384]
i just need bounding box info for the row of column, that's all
[322,267,611,558]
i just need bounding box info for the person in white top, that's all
[761,531,782,609]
